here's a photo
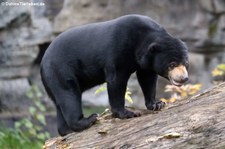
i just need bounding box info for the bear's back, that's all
[41,15,164,68]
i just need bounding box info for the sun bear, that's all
[40,15,189,136]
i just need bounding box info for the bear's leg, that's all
[136,70,165,111]
[56,106,73,136]
[107,73,141,118]
[55,89,98,134]
[41,67,97,135]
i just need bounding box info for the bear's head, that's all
[140,35,189,86]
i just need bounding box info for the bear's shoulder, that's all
[115,15,162,31]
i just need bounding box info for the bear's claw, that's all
[147,101,166,111]
[88,113,98,124]
[112,109,141,119]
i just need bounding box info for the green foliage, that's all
[18,85,49,141]
[208,20,218,37]
[124,88,133,104]
[0,85,50,149]
[95,84,107,94]
[95,83,134,104]
[212,64,225,83]
[217,64,225,70]
[0,127,40,149]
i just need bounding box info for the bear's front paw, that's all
[112,109,141,119]
[88,113,98,124]
[147,101,166,111]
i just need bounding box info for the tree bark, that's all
[43,83,225,149]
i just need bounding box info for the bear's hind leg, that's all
[55,89,98,134]
[41,67,98,135]
[56,107,73,136]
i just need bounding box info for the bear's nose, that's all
[180,77,188,83]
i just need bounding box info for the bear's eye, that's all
[168,62,177,70]
[185,62,189,69]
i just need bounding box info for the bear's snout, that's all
[168,65,188,86]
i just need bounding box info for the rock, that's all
[0,0,53,111]
[199,0,214,13]
[53,0,225,49]
[0,66,31,79]
[214,0,225,14]
[0,3,30,29]
[0,46,39,67]
[218,15,225,29]
[0,78,32,112]
[53,0,121,33]
[43,82,225,148]
[1,0,225,112]
[83,85,109,107]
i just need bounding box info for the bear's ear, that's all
[147,42,160,55]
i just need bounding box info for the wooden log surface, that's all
[43,83,225,149]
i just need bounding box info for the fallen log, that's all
[43,83,225,149]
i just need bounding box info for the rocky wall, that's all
[0,0,225,111]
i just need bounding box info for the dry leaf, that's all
[162,132,181,139]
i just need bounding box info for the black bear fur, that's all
[40,15,188,136]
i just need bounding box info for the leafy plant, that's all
[160,84,202,103]
[212,64,225,83]
[95,84,107,94]
[208,20,218,37]
[95,83,134,104]
[16,85,49,141]
[0,85,49,149]
[0,127,39,149]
